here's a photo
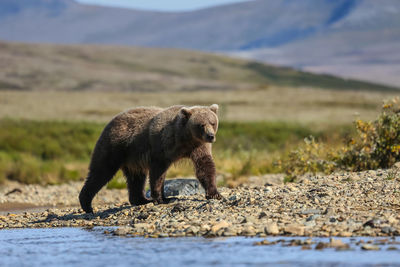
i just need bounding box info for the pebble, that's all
[361,244,380,250]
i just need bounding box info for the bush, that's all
[283,98,400,180]
[338,99,400,170]
[282,136,338,182]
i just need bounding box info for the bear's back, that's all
[106,107,163,146]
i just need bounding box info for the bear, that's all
[79,104,222,213]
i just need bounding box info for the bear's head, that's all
[180,104,219,143]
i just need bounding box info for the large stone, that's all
[265,222,280,235]
[211,220,230,233]
[146,178,205,198]
[241,225,256,236]
[113,226,132,236]
[284,224,305,236]
[329,238,349,249]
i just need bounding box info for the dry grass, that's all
[0,87,398,126]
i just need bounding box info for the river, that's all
[1,227,400,266]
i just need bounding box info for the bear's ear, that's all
[180,107,192,118]
[210,104,219,114]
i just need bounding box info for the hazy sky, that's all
[75,0,250,11]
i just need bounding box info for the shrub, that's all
[283,98,400,180]
[338,99,400,170]
[282,136,338,182]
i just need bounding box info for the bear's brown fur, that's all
[79,104,222,213]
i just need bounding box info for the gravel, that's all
[0,167,400,238]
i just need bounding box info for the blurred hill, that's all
[0,0,399,87]
[0,41,396,92]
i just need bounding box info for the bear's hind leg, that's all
[79,163,119,213]
[122,167,150,206]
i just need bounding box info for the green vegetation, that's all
[283,98,400,181]
[0,120,101,184]
[0,119,326,186]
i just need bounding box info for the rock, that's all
[254,239,275,246]
[228,195,239,201]
[241,225,256,236]
[284,224,305,236]
[306,215,320,221]
[258,212,267,219]
[315,242,329,250]
[184,226,199,235]
[114,226,131,236]
[338,231,352,237]
[363,219,381,228]
[133,223,153,231]
[381,226,397,234]
[200,224,210,232]
[265,222,280,235]
[301,209,322,215]
[145,178,205,198]
[329,238,350,250]
[159,233,169,238]
[211,220,230,233]
[388,216,398,225]
[361,244,380,250]
[261,174,284,186]
[222,227,237,236]
[304,220,316,227]
[241,216,257,224]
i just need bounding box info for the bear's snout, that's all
[206,133,215,143]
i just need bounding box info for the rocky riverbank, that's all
[1,167,400,238]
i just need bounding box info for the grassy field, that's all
[0,87,397,126]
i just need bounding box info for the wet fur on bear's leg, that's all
[122,167,150,206]
[191,147,222,200]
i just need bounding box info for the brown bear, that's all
[79,104,222,213]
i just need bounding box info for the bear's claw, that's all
[206,192,223,200]
[132,198,151,206]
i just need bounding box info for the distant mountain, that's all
[0,0,399,87]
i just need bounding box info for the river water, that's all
[1,227,400,267]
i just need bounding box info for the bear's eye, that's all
[210,122,216,127]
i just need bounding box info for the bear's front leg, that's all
[149,161,169,204]
[191,152,222,200]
